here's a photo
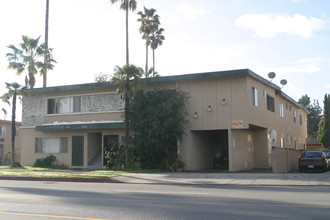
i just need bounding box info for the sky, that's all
[1,0,330,121]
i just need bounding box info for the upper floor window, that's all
[267,95,275,112]
[47,96,81,114]
[252,87,258,106]
[293,111,297,123]
[300,114,303,125]
[279,103,284,118]
[0,126,7,136]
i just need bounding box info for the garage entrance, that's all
[191,130,228,171]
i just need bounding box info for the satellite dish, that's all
[280,79,287,86]
[280,79,287,88]
[268,72,276,79]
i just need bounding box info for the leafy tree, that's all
[299,95,322,137]
[150,27,165,76]
[111,64,143,168]
[1,82,28,165]
[110,0,137,168]
[137,7,160,76]
[130,89,188,169]
[6,35,56,88]
[95,72,111,82]
[318,117,325,145]
[319,94,330,147]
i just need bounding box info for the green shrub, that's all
[104,144,139,170]
[33,155,66,169]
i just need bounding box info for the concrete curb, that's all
[1,171,330,186]
[0,176,120,183]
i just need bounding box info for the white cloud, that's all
[235,13,326,38]
[176,3,206,20]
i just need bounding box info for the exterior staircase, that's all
[87,151,102,170]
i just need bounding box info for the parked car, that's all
[298,151,329,172]
[322,150,330,170]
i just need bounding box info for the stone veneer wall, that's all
[22,92,124,127]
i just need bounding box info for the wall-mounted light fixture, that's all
[221,98,226,105]
[193,112,198,118]
[207,105,212,111]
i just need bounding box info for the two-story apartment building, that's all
[19,69,308,172]
[0,119,21,164]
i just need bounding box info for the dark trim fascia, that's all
[35,122,125,131]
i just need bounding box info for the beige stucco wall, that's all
[0,120,21,164]
[20,127,124,168]
[20,72,308,171]
[171,75,307,171]
[229,129,254,171]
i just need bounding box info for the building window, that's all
[280,103,284,118]
[300,114,303,125]
[35,137,68,153]
[267,95,275,112]
[0,138,4,142]
[252,87,258,106]
[293,111,297,123]
[0,126,7,136]
[263,89,267,98]
[47,96,81,114]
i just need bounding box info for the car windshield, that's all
[302,151,323,158]
[323,151,330,157]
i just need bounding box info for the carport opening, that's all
[191,130,228,171]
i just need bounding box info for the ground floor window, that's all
[35,137,68,153]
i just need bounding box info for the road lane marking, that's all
[116,190,209,195]
[0,211,111,220]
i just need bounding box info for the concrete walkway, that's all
[1,169,330,186]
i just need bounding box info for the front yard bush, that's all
[33,155,66,168]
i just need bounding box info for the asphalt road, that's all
[0,180,329,220]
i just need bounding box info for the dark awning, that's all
[35,121,125,131]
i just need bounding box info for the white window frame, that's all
[293,111,297,123]
[280,103,284,118]
[47,96,81,114]
[0,126,7,136]
[252,87,258,107]
[35,137,68,153]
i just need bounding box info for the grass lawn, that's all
[0,166,162,178]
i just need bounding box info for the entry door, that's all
[72,136,84,166]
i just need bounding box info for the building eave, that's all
[35,121,125,131]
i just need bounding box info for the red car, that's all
[299,151,329,172]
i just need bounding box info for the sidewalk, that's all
[1,169,330,186]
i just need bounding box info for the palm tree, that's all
[110,0,137,65]
[2,82,27,166]
[111,64,143,168]
[150,28,165,76]
[6,36,56,89]
[110,0,137,168]
[137,7,160,77]
[43,0,50,87]
[0,95,9,119]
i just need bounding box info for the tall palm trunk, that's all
[43,0,49,88]
[124,1,130,169]
[152,48,155,76]
[11,91,17,165]
[145,43,149,77]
